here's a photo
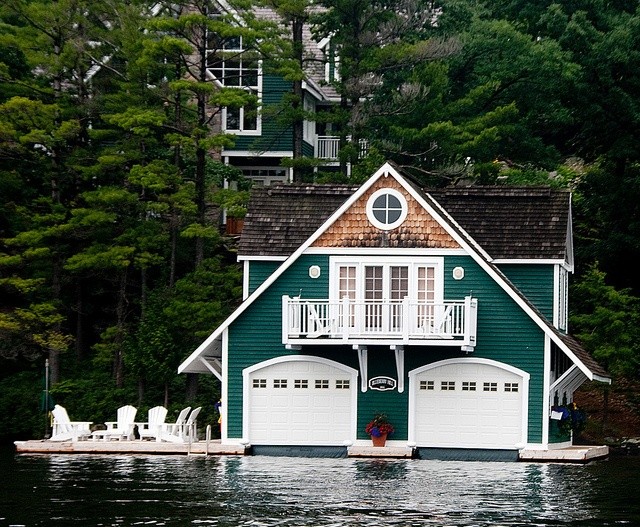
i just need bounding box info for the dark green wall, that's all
[228,253,547,444]
[230,75,293,153]
[498,263,555,321]
[248,260,282,294]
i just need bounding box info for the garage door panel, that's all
[248,359,355,445]
[413,361,524,449]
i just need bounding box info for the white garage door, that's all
[412,360,526,449]
[247,358,356,445]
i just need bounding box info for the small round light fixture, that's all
[309,265,321,279]
[452,266,465,280]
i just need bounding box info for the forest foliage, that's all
[1,0,640,440]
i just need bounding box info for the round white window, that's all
[366,188,408,230]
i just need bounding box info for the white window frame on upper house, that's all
[329,256,445,305]
[207,35,262,136]
[317,36,340,83]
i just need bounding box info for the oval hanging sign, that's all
[369,376,397,391]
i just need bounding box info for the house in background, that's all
[212,7,348,186]
[179,162,610,458]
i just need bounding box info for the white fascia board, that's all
[221,150,293,158]
[237,255,288,262]
[317,36,331,49]
[566,196,575,272]
[303,246,468,256]
[242,260,250,300]
[302,79,327,101]
[491,258,566,265]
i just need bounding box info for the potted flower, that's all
[365,413,394,447]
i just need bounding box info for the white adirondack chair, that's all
[91,405,137,441]
[183,406,201,442]
[50,405,92,442]
[162,406,191,443]
[138,406,168,442]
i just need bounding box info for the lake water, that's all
[1,447,639,526]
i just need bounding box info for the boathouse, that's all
[179,162,611,458]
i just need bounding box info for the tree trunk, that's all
[114,270,128,388]
[75,284,86,361]
[185,373,198,401]
[169,211,178,288]
[195,145,206,267]
[291,17,305,182]
[138,378,145,406]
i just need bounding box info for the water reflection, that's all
[2,450,639,527]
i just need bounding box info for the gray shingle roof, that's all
[238,184,358,257]
[239,183,571,261]
[428,187,570,260]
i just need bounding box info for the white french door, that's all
[332,258,443,336]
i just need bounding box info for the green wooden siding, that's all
[227,254,330,439]
[247,260,282,294]
[498,264,555,321]
[302,140,314,157]
[226,253,547,445]
[229,75,293,153]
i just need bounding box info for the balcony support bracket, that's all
[355,345,368,392]
[391,345,405,393]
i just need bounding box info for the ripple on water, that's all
[1,452,640,526]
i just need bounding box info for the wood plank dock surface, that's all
[14,439,247,456]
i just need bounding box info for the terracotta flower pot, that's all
[371,433,388,447]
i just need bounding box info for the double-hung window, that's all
[207,35,261,134]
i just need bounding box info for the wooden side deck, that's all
[14,439,247,456]
[518,445,609,463]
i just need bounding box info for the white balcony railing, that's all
[282,296,478,350]
[315,136,370,161]
[316,136,340,159]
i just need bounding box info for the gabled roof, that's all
[180,162,608,383]
[428,187,572,261]
[238,184,357,258]
[239,183,572,263]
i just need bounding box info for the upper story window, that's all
[366,188,408,230]
[207,35,261,134]
[318,36,340,83]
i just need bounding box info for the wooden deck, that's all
[14,439,247,456]
[14,440,609,463]
[518,445,609,463]
[347,445,416,458]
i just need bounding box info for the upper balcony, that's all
[315,136,369,161]
[282,296,478,350]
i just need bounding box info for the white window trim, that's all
[554,264,569,331]
[329,256,444,303]
[207,35,263,136]
[366,188,408,230]
[221,65,263,136]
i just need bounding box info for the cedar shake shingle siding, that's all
[314,177,460,249]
